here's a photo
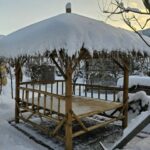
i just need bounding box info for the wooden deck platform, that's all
[17,82,125,148]
[23,95,123,118]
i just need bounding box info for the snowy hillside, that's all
[0,35,5,40]
[0,13,150,57]
[140,28,150,37]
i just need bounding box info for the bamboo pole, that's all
[122,61,129,129]
[15,61,21,123]
[65,61,73,150]
[32,84,35,110]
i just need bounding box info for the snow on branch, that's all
[103,0,150,15]
[101,0,150,47]
[126,7,141,13]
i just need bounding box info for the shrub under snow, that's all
[117,91,150,114]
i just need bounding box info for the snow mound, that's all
[117,91,150,114]
[117,91,150,104]
[0,13,150,57]
[117,75,150,88]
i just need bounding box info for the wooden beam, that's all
[50,54,67,80]
[15,60,21,123]
[72,117,122,138]
[112,58,124,70]
[122,61,129,129]
[65,60,73,150]
[72,49,86,71]
[72,110,88,132]
[52,117,66,136]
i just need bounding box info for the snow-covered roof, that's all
[0,13,150,57]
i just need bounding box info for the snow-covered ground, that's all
[0,75,150,150]
[0,78,47,150]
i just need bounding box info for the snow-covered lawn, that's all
[0,119,46,150]
[0,80,46,150]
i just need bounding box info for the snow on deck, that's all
[0,13,150,57]
[24,95,122,116]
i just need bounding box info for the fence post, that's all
[65,62,73,150]
[122,61,129,128]
[15,61,21,123]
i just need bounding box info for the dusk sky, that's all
[0,0,146,35]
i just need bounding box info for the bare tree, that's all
[99,0,150,46]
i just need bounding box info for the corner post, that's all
[122,61,129,129]
[65,60,73,150]
[15,61,21,123]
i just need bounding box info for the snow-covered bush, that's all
[117,91,150,114]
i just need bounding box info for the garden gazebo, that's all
[0,5,150,150]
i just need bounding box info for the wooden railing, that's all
[19,80,66,121]
[20,80,66,95]
[73,83,122,101]
[19,80,122,104]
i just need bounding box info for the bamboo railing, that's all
[73,82,122,101]
[19,80,66,121]
[19,80,122,103]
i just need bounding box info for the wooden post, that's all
[15,61,21,123]
[122,62,129,129]
[65,61,73,150]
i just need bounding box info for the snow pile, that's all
[117,75,150,88]
[117,91,150,113]
[117,91,150,104]
[0,13,150,57]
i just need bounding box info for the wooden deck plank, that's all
[21,95,122,117]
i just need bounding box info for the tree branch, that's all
[122,14,150,47]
